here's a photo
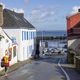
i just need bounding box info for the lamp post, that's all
[41,30,43,46]
[41,31,44,54]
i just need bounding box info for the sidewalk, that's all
[0,59,33,76]
[61,64,75,68]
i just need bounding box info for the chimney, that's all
[78,9,80,12]
[0,4,3,27]
[18,13,24,17]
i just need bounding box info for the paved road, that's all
[0,55,66,80]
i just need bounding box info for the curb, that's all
[58,59,70,80]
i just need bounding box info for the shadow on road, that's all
[62,66,80,80]
[35,56,60,64]
[56,66,67,80]
[1,76,11,80]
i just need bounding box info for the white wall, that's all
[4,29,36,61]
[20,29,36,61]
[0,28,17,69]
[0,28,12,59]
[3,29,19,61]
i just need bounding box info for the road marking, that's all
[58,59,70,80]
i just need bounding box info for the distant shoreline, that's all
[37,30,67,37]
[37,36,67,41]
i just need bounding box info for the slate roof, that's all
[2,9,35,29]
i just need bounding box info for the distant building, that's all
[67,9,80,55]
[0,4,36,61]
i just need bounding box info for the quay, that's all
[37,36,67,41]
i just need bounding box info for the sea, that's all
[37,30,67,37]
[38,30,67,52]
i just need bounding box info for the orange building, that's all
[67,9,80,37]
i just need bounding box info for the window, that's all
[29,32,31,40]
[33,32,34,39]
[22,31,24,41]
[13,46,16,57]
[24,31,26,40]
[9,48,12,59]
[34,32,36,38]
[27,32,28,40]
[22,31,23,41]
[28,32,30,40]
[31,32,32,39]
[22,31,32,40]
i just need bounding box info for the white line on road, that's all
[58,59,70,80]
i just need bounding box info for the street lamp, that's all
[41,31,44,54]
[42,31,43,43]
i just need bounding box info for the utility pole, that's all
[41,31,44,54]
[42,31,43,43]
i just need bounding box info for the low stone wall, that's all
[67,51,75,64]
[75,56,80,72]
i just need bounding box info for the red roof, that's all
[67,12,80,30]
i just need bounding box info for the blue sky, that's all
[1,0,80,31]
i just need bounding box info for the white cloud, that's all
[29,6,55,22]
[40,11,54,19]
[71,6,80,14]
[31,9,40,15]
[12,8,24,13]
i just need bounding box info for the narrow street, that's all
[0,55,67,80]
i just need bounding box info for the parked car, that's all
[50,49,55,53]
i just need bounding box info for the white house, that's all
[1,5,36,61]
[0,27,18,68]
[0,5,18,69]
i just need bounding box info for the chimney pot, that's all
[0,4,3,27]
[78,9,80,12]
[18,13,24,17]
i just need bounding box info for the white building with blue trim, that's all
[1,6,36,61]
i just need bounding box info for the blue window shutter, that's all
[28,32,29,40]
[27,32,28,40]
[33,32,34,38]
[31,32,32,39]
[22,31,23,41]
[30,32,31,39]
[24,31,25,40]
[24,31,26,40]
[29,32,30,40]
[31,32,33,39]
[25,31,27,40]
[29,32,31,39]
[25,31,26,40]
[26,32,27,40]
